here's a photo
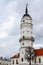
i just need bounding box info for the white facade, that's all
[34,55,43,65]
[11,55,43,65]
[11,58,19,65]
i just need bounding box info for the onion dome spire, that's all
[22,4,32,20]
[25,4,28,14]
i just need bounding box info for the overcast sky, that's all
[0,0,43,57]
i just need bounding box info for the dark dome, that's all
[22,13,32,20]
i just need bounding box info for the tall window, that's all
[16,60,18,64]
[13,60,14,64]
[21,58,23,62]
[39,58,41,63]
[35,58,36,63]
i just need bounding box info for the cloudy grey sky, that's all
[0,0,43,57]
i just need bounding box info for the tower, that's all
[19,5,34,65]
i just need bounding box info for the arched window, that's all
[39,58,41,63]
[21,58,23,62]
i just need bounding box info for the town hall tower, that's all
[19,5,34,65]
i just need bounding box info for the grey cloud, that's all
[29,0,43,45]
[0,35,20,57]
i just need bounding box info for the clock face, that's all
[25,47,35,61]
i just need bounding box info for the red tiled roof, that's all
[11,53,19,59]
[11,48,43,59]
[35,48,43,56]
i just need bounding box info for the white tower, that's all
[19,5,34,65]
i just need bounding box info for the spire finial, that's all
[25,4,28,14]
